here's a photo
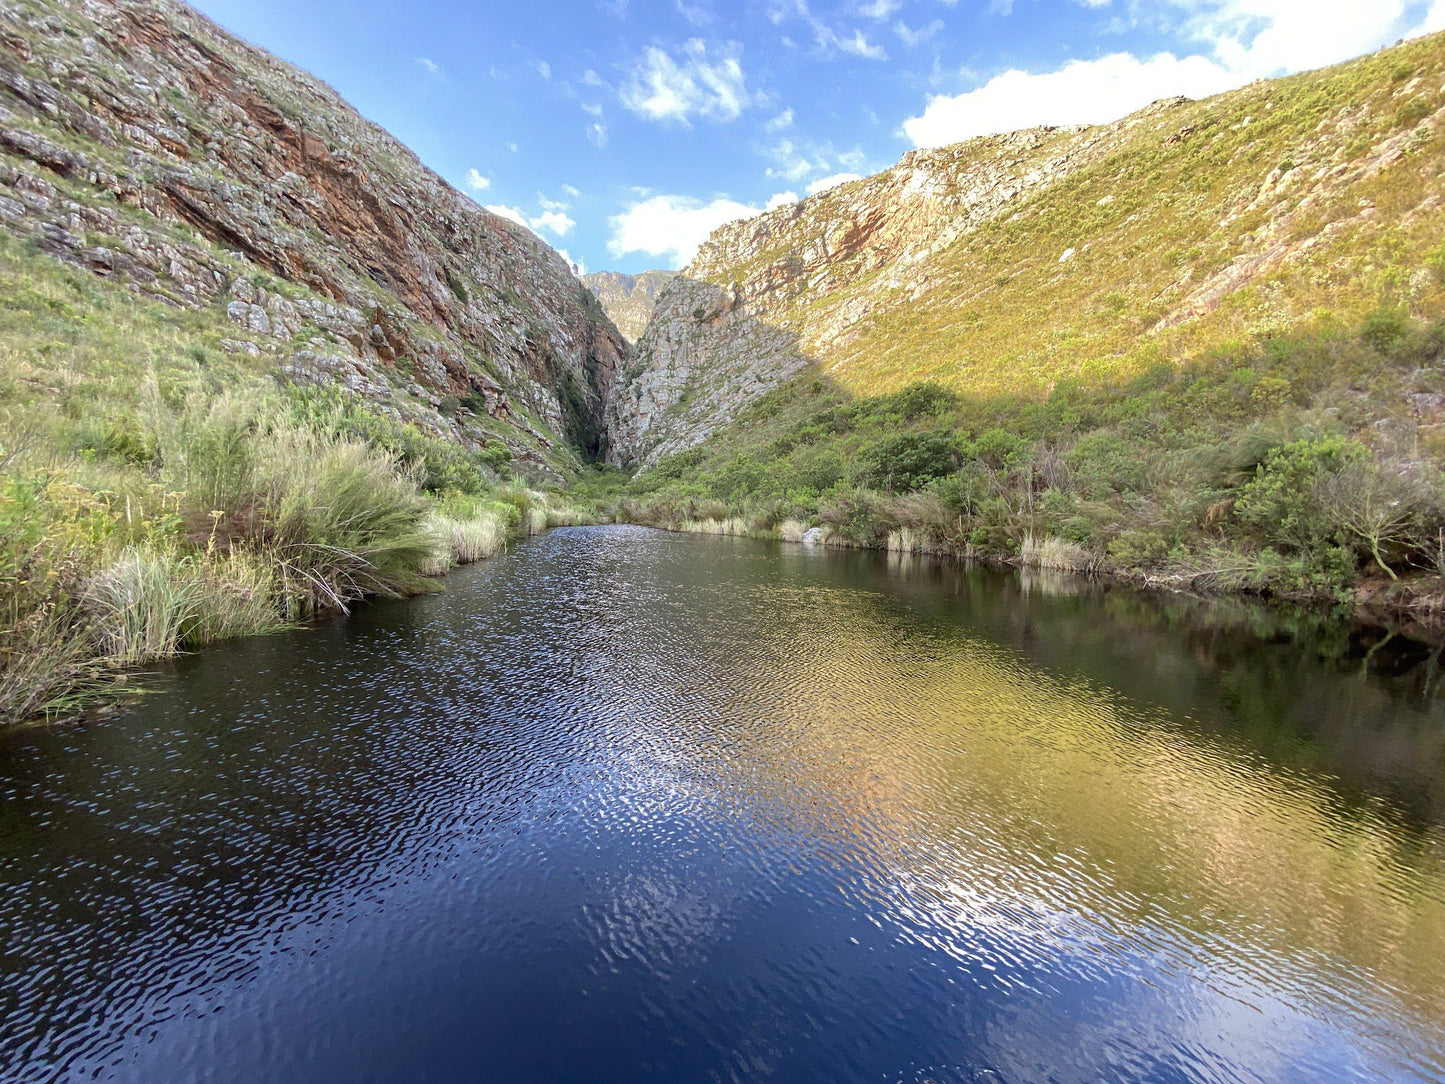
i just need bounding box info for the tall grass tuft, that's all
[886,527,924,553]
[1020,534,1102,573]
[258,433,435,614]
[0,601,108,724]
[777,518,808,543]
[187,553,287,644]
[85,549,201,664]
[681,516,749,536]
[421,509,509,574]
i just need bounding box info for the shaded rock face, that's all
[607,278,809,465]
[0,0,627,475]
[583,270,677,342]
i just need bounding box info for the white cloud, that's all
[806,172,861,195]
[895,19,943,47]
[556,249,587,277]
[762,136,868,185]
[858,0,901,19]
[1418,0,1445,31]
[905,52,1237,147]
[608,193,789,266]
[535,59,552,79]
[1184,0,1412,78]
[903,0,1425,148]
[486,204,575,238]
[562,184,583,198]
[676,0,715,26]
[587,122,609,147]
[837,28,888,59]
[772,0,891,61]
[532,210,577,236]
[620,39,754,124]
[538,193,571,212]
[765,107,796,132]
[767,191,799,209]
[486,204,529,229]
[465,169,491,191]
[415,56,442,76]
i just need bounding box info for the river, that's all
[3,525,1444,1082]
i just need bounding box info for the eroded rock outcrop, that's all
[0,0,627,476]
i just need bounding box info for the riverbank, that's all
[0,394,584,728]
[598,509,1445,640]
[596,312,1445,634]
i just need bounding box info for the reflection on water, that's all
[1,525,1444,1083]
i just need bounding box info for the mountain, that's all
[583,270,677,342]
[0,0,626,475]
[609,34,1445,467]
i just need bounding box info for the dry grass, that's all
[886,527,925,553]
[680,516,750,536]
[1021,534,1103,573]
[421,510,509,574]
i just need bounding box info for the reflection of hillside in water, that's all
[638,539,1445,1057]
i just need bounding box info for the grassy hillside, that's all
[0,0,618,727]
[774,35,1443,397]
[614,32,1445,466]
[594,34,1445,619]
[614,308,1445,620]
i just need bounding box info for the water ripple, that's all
[1,525,1444,1082]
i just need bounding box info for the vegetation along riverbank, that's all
[6,0,1445,725]
[600,312,1445,628]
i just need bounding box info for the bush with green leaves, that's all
[1236,437,1369,552]
[859,431,963,492]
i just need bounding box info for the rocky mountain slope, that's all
[583,270,676,342]
[610,33,1445,466]
[0,0,627,475]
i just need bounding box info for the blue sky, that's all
[188,0,1445,275]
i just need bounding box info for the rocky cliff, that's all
[0,0,627,475]
[610,34,1445,466]
[583,270,676,342]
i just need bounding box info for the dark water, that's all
[3,527,1445,1083]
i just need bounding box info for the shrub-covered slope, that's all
[611,32,1445,466]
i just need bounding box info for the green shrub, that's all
[1236,436,1368,551]
[1360,308,1411,355]
[480,441,512,472]
[859,431,963,492]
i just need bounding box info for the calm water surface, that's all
[3,525,1445,1082]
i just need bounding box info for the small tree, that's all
[1237,436,1368,551]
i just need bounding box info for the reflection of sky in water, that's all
[2,526,1444,1082]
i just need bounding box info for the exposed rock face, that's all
[607,123,1125,465]
[0,0,627,475]
[583,270,676,342]
[607,278,806,464]
[610,34,1445,467]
